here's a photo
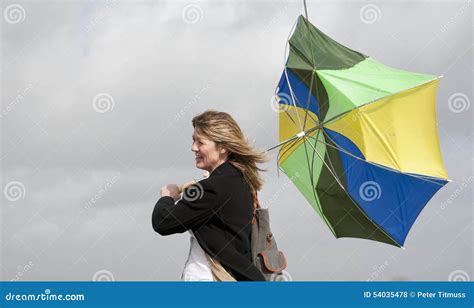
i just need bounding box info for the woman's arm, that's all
[151,180,218,235]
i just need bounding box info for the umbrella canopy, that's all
[275,15,449,247]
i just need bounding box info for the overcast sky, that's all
[1,0,472,281]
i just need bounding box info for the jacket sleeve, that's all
[151,180,218,235]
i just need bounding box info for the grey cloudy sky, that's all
[1,0,472,281]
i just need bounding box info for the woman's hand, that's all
[160,184,181,202]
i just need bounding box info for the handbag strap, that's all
[251,191,260,225]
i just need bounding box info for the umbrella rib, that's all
[308,130,447,186]
[266,125,321,152]
[302,135,318,204]
[283,108,298,126]
[321,138,340,185]
[276,130,400,246]
[285,83,319,125]
[286,19,317,69]
[281,17,320,133]
[303,136,346,191]
[321,130,448,186]
[300,131,332,229]
[304,129,320,189]
[277,137,301,162]
[320,77,441,126]
[283,18,299,64]
[306,131,341,187]
[277,130,319,176]
[302,70,315,130]
[311,130,328,216]
[309,127,320,185]
[266,132,300,152]
[283,67,304,131]
[303,134,401,246]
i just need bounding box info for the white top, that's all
[180,231,214,281]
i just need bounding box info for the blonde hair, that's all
[192,110,268,192]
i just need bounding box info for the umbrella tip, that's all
[401,246,406,250]
[438,75,444,79]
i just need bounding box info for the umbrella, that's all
[272,15,450,248]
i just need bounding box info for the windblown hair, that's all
[192,110,269,192]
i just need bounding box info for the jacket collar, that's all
[209,161,241,177]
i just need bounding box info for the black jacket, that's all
[152,161,266,281]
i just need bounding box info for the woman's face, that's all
[191,129,227,173]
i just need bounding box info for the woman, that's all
[152,110,268,281]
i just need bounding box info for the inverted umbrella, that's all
[273,16,450,248]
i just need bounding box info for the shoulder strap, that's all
[251,191,260,224]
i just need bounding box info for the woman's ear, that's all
[218,147,229,160]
